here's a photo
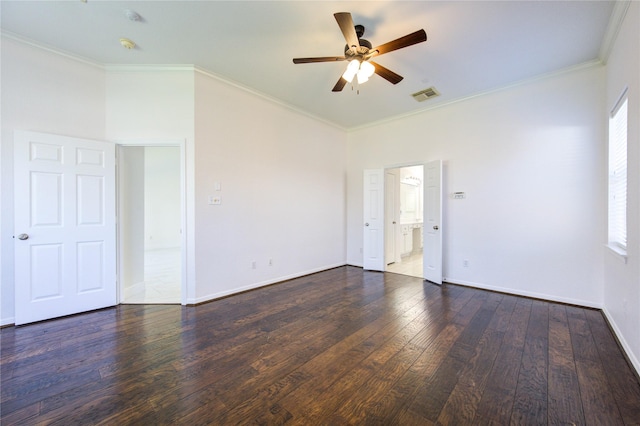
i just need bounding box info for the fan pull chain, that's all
[350,81,361,95]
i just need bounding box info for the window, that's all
[608,91,628,253]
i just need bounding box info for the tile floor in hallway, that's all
[123,248,181,304]
[386,251,423,278]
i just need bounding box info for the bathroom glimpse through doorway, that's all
[385,165,424,278]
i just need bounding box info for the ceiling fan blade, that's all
[293,56,346,64]
[332,77,348,92]
[368,29,427,58]
[334,12,360,51]
[369,61,403,85]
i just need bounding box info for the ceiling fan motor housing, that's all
[345,38,372,56]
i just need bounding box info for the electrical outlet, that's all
[269,259,273,266]
[251,261,256,269]
[463,259,469,267]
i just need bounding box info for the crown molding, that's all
[1,30,103,69]
[598,0,631,65]
[104,65,197,73]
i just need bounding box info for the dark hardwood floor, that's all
[2,266,640,425]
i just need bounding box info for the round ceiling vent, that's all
[124,9,142,22]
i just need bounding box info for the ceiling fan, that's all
[293,12,427,92]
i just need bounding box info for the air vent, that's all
[411,87,440,102]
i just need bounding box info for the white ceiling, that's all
[1,1,615,129]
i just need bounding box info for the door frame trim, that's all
[115,139,189,305]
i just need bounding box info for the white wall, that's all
[192,71,347,302]
[603,1,640,374]
[144,146,181,250]
[0,38,106,325]
[347,65,606,308]
[105,69,195,142]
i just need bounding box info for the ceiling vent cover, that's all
[412,87,440,102]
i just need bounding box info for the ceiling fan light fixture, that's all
[342,59,360,83]
[355,60,375,84]
[359,61,375,78]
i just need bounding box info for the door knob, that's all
[433,226,439,230]
[17,233,29,240]
[365,223,369,227]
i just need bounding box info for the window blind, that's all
[608,96,627,249]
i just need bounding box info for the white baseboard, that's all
[1,317,15,327]
[186,262,347,305]
[602,307,640,377]
[443,277,602,309]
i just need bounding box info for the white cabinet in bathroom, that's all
[401,223,423,256]
[401,225,413,256]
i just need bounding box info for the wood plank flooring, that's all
[2,266,640,425]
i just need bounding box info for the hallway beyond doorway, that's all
[123,248,181,304]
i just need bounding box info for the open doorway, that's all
[118,145,182,304]
[385,165,424,278]
[363,161,442,283]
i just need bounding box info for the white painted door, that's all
[423,160,443,284]
[14,131,116,325]
[363,169,385,271]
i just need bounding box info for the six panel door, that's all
[14,131,116,325]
